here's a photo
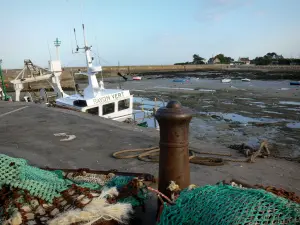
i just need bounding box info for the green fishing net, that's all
[106,175,134,189]
[0,154,71,202]
[0,154,148,204]
[158,184,300,225]
[106,176,150,207]
[0,154,150,224]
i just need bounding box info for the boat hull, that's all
[132,76,142,81]
[221,79,231,83]
[111,113,133,122]
[241,79,251,82]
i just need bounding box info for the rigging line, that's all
[92,37,104,82]
[90,50,110,64]
[94,36,101,65]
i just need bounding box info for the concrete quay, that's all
[0,100,299,196]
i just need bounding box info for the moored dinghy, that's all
[241,78,251,82]
[132,76,142,81]
[221,78,231,83]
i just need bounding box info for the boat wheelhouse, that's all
[56,88,133,121]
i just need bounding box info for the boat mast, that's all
[82,24,93,69]
[73,24,103,98]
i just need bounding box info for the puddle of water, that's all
[286,122,300,129]
[133,90,158,93]
[255,105,267,108]
[263,110,283,115]
[222,101,235,105]
[240,111,252,114]
[197,89,216,92]
[200,112,285,124]
[133,110,158,128]
[286,108,300,111]
[249,101,266,108]
[133,97,164,110]
[202,100,214,104]
[222,113,274,123]
[236,98,254,100]
[132,97,166,129]
[279,101,300,106]
[154,86,194,91]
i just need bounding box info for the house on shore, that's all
[238,57,251,65]
[207,57,221,64]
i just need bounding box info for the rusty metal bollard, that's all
[155,100,193,201]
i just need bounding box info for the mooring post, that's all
[155,100,193,202]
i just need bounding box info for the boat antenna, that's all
[73,28,79,52]
[82,24,87,47]
[70,29,74,54]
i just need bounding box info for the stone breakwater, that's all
[3,65,300,91]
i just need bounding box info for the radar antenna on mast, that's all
[71,24,103,97]
[72,24,95,65]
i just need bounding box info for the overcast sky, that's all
[1,0,299,69]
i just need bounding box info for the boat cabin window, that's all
[87,107,99,115]
[103,103,115,115]
[118,99,130,111]
[73,100,87,107]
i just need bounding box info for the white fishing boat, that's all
[55,24,133,122]
[132,76,142,81]
[241,78,251,82]
[221,78,231,83]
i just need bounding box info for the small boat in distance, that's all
[221,78,231,83]
[290,81,300,85]
[173,78,190,83]
[132,76,142,81]
[241,78,251,82]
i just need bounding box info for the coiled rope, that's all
[113,147,239,166]
[112,141,269,166]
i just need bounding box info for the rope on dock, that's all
[112,141,270,166]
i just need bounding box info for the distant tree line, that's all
[175,53,300,66]
[174,54,234,65]
[251,52,300,65]
[174,54,206,65]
